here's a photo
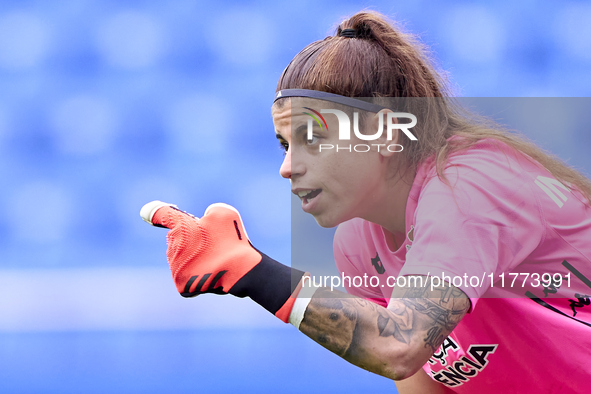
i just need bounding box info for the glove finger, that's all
[203,203,250,241]
[140,201,176,226]
[152,204,198,230]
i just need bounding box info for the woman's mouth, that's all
[295,189,323,213]
[297,189,322,203]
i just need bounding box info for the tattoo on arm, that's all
[298,277,471,368]
[399,282,468,351]
[298,293,359,356]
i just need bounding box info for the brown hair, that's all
[275,11,591,202]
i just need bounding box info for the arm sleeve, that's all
[399,142,545,309]
[333,220,389,307]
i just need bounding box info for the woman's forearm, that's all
[298,278,470,380]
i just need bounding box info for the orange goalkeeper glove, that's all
[140,201,306,322]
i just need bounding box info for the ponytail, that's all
[277,11,447,98]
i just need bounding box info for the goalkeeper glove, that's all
[140,201,306,322]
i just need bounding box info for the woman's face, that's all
[272,98,397,228]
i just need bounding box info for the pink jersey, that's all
[333,139,591,392]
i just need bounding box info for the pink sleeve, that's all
[399,142,545,308]
[333,221,389,307]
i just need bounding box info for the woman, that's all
[142,11,591,393]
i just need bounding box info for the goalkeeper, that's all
[142,11,591,393]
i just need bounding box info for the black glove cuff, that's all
[229,251,306,315]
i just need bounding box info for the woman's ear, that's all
[370,109,400,158]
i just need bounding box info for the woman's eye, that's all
[306,135,320,145]
[279,141,289,153]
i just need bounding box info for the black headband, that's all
[273,89,387,113]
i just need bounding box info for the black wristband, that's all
[229,251,306,315]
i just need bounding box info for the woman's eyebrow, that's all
[276,123,308,142]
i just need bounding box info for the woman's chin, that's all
[310,212,345,229]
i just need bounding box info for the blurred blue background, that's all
[0,0,590,393]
